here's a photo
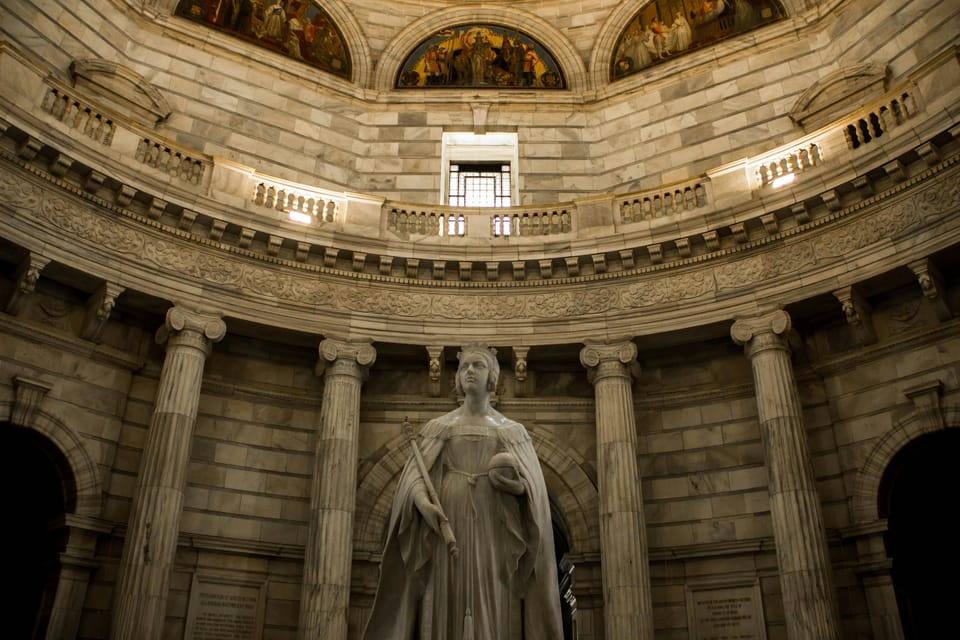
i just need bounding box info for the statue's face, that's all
[458,352,490,393]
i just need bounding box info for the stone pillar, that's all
[731,310,839,640]
[842,521,904,640]
[298,339,376,640]
[44,515,110,640]
[111,306,225,640]
[580,341,653,640]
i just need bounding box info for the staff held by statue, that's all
[402,417,459,559]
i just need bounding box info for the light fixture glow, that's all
[288,211,312,224]
[771,173,797,188]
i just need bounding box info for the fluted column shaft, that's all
[111,307,225,640]
[580,342,653,640]
[298,339,376,640]
[731,310,839,640]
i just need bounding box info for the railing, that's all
[40,88,115,146]
[492,209,571,237]
[755,142,822,187]
[135,138,207,185]
[619,180,707,223]
[844,91,915,150]
[253,178,342,224]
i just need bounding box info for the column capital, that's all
[318,338,377,378]
[155,306,226,351]
[730,309,791,356]
[580,341,638,382]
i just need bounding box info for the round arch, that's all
[851,403,960,524]
[0,404,103,519]
[319,0,374,87]
[354,424,599,556]
[372,7,588,93]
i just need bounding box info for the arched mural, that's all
[611,0,786,80]
[396,25,565,89]
[175,0,352,80]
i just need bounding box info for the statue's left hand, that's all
[488,452,526,496]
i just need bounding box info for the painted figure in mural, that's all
[670,10,693,52]
[261,0,286,42]
[362,345,563,640]
[521,43,540,86]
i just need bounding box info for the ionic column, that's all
[580,341,653,640]
[731,310,839,640]
[111,306,225,640]
[298,339,376,640]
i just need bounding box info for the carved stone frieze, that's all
[2,157,959,330]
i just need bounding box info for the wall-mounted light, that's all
[287,210,312,224]
[771,173,797,188]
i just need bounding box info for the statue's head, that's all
[455,344,500,394]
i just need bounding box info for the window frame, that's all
[440,132,519,207]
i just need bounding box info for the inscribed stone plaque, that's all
[184,573,266,640]
[685,580,767,640]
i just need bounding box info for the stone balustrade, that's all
[618,179,707,222]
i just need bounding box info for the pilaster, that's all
[299,339,376,640]
[731,310,840,640]
[111,306,225,640]
[579,341,652,640]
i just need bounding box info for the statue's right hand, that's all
[414,494,444,535]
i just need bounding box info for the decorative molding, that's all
[790,63,888,130]
[11,375,53,428]
[70,58,171,127]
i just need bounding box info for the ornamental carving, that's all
[619,270,714,306]
[813,199,921,259]
[715,256,762,290]
[3,160,958,327]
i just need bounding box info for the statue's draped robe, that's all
[363,418,563,640]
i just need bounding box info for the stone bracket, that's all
[11,375,53,427]
[80,281,125,342]
[426,345,444,397]
[5,252,51,316]
[908,258,951,321]
[833,285,877,345]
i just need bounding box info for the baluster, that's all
[265,186,276,208]
[255,183,266,206]
[41,89,57,113]
[136,139,149,163]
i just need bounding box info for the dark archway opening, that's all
[550,498,576,640]
[0,424,74,638]
[879,428,960,639]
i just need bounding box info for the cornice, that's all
[1,143,958,344]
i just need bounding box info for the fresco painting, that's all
[611,0,786,79]
[175,0,351,80]
[396,25,565,89]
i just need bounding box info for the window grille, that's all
[447,163,512,207]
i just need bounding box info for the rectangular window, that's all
[448,163,512,207]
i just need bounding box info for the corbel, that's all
[80,281,125,342]
[6,253,51,315]
[833,285,876,345]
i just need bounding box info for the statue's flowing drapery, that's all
[363,418,563,640]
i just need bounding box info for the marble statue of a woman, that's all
[362,345,563,640]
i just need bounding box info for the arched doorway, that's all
[0,424,74,638]
[550,497,576,640]
[879,428,960,639]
